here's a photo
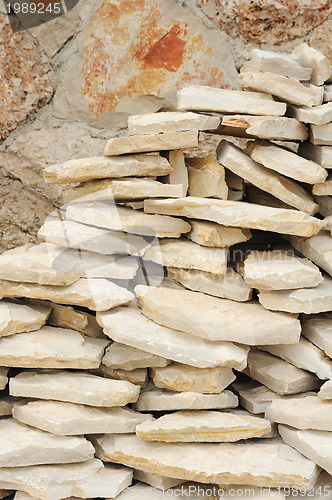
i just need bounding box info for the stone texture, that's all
[288,103,332,126]
[133,470,184,489]
[128,112,220,135]
[249,49,312,80]
[187,220,251,247]
[313,179,332,196]
[187,155,228,199]
[302,315,332,358]
[166,150,188,196]
[0,396,21,417]
[0,368,8,390]
[0,301,50,337]
[136,285,301,345]
[114,483,217,500]
[310,20,332,64]
[319,380,332,399]
[10,370,140,407]
[289,231,332,277]
[292,43,331,86]
[99,365,148,388]
[311,123,332,145]
[314,196,332,217]
[103,342,170,370]
[92,433,319,487]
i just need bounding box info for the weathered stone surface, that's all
[103,342,170,370]
[250,49,312,80]
[311,123,332,145]
[93,433,319,487]
[258,278,332,314]
[144,197,324,237]
[177,86,286,116]
[0,418,94,467]
[299,144,332,170]
[243,250,323,290]
[302,315,332,358]
[310,20,332,64]
[288,103,332,126]
[314,196,332,217]
[289,231,332,277]
[168,268,252,302]
[324,84,332,102]
[0,368,8,390]
[136,285,301,345]
[187,220,251,247]
[313,179,332,196]
[133,470,184,490]
[187,155,228,199]
[150,363,235,393]
[246,350,320,396]
[319,380,332,399]
[10,370,140,407]
[0,396,21,417]
[99,365,148,388]
[292,43,331,86]
[97,303,247,369]
[166,150,188,196]
[13,400,152,436]
[0,301,50,337]
[128,112,220,135]
[221,115,308,141]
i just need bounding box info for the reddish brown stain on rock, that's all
[141,24,186,72]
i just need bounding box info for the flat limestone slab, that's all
[238,72,324,107]
[99,365,148,388]
[291,43,331,86]
[0,301,50,337]
[92,433,319,487]
[250,49,312,80]
[217,141,317,214]
[311,123,332,145]
[168,268,252,302]
[135,285,301,346]
[0,278,134,312]
[66,202,191,238]
[313,179,332,196]
[128,111,220,135]
[133,470,184,489]
[314,195,332,216]
[166,150,188,197]
[97,303,248,369]
[102,342,170,370]
[279,425,332,475]
[43,154,172,184]
[288,103,332,126]
[177,86,287,116]
[187,155,228,199]
[104,130,199,156]
[0,326,108,369]
[258,278,332,314]
[133,387,238,412]
[242,250,323,290]
[299,143,332,169]
[221,115,308,141]
[150,363,236,393]
[247,350,320,395]
[9,370,140,407]
[136,410,271,442]
[251,143,327,184]
[302,315,332,358]
[266,396,332,431]
[319,380,332,400]
[289,231,332,277]
[0,418,94,467]
[187,220,251,247]
[144,197,324,237]
[12,400,152,435]
[143,239,227,275]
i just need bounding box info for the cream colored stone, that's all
[43,154,172,184]
[311,123,332,145]
[102,342,170,370]
[166,151,188,197]
[66,202,190,238]
[324,216,332,230]
[221,115,308,141]
[97,302,248,369]
[136,410,271,442]
[177,86,287,116]
[144,197,324,237]
[313,179,332,195]
[187,155,228,199]
[135,285,301,345]
[9,370,140,407]
[0,396,21,416]
[133,470,184,490]
[93,433,319,487]
[325,84,332,101]
[98,365,148,388]
[319,380,332,399]
[243,250,323,290]
[187,220,251,247]
[128,111,220,135]
[247,350,320,395]
[288,103,332,126]
[289,231,332,277]
[245,185,293,211]
[0,368,8,390]
[217,141,317,214]
[143,239,227,275]
[292,43,331,85]
[14,493,80,500]
[168,268,252,302]
[238,72,324,107]
[0,278,134,312]
[250,49,312,80]
[251,143,327,184]
[0,326,108,369]
[299,143,332,169]
[302,315,332,358]
[258,277,332,314]
[104,130,199,156]
[314,196,332,217]
[12,400,152,435]
[0,301,50,337]
[279,424,332,475]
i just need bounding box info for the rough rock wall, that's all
[1,0,332,251]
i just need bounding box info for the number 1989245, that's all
[5,2,62,14]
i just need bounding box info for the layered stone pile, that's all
[1,43,332,499]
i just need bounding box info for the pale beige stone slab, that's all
[12,400,152,436]
[238,72,324,107]
[243,250,323,290]
[93,433,319,487]
[166,151,188,197]
[9,370,140,407]
[289,231,332,277]
[0,418,94,467]
[279,424,332,475]
[313,179,332,195]
[104,130,199,156]
[251,143,327,184]
[314,197,332,217]
[133,470,184,489]
[136,410,271,442]
[247,350,320,395]
[187,220,251,247]
[302,315,332,358]
[325,84,332,102]
[288,103,332,126]
[319,380,332,400]
[135,285,301,345]
[250,49,312,80]
[292,43,331,86]
[299,143,332,169]
[102,342,170,370]
[0,368,8,390]
[128,111,220,135]
[324,216,332,230]
[221,115,308,141]
[144,197,324,237]
[43,154,172,184]
[258,277,332,314]
[0,278,134,312]
[187,155,228,199]
[0,326,108,369]
[217,141,317,214]
[311,123,332,145]
[98,365,148,388]
[168,268,252,302]
[66,202,191,238]
[97,302,248,369]
[177,86,287,116]
[0,301,50,337]
[143,239,227,275]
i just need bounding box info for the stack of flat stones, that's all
[0,42,332,499]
